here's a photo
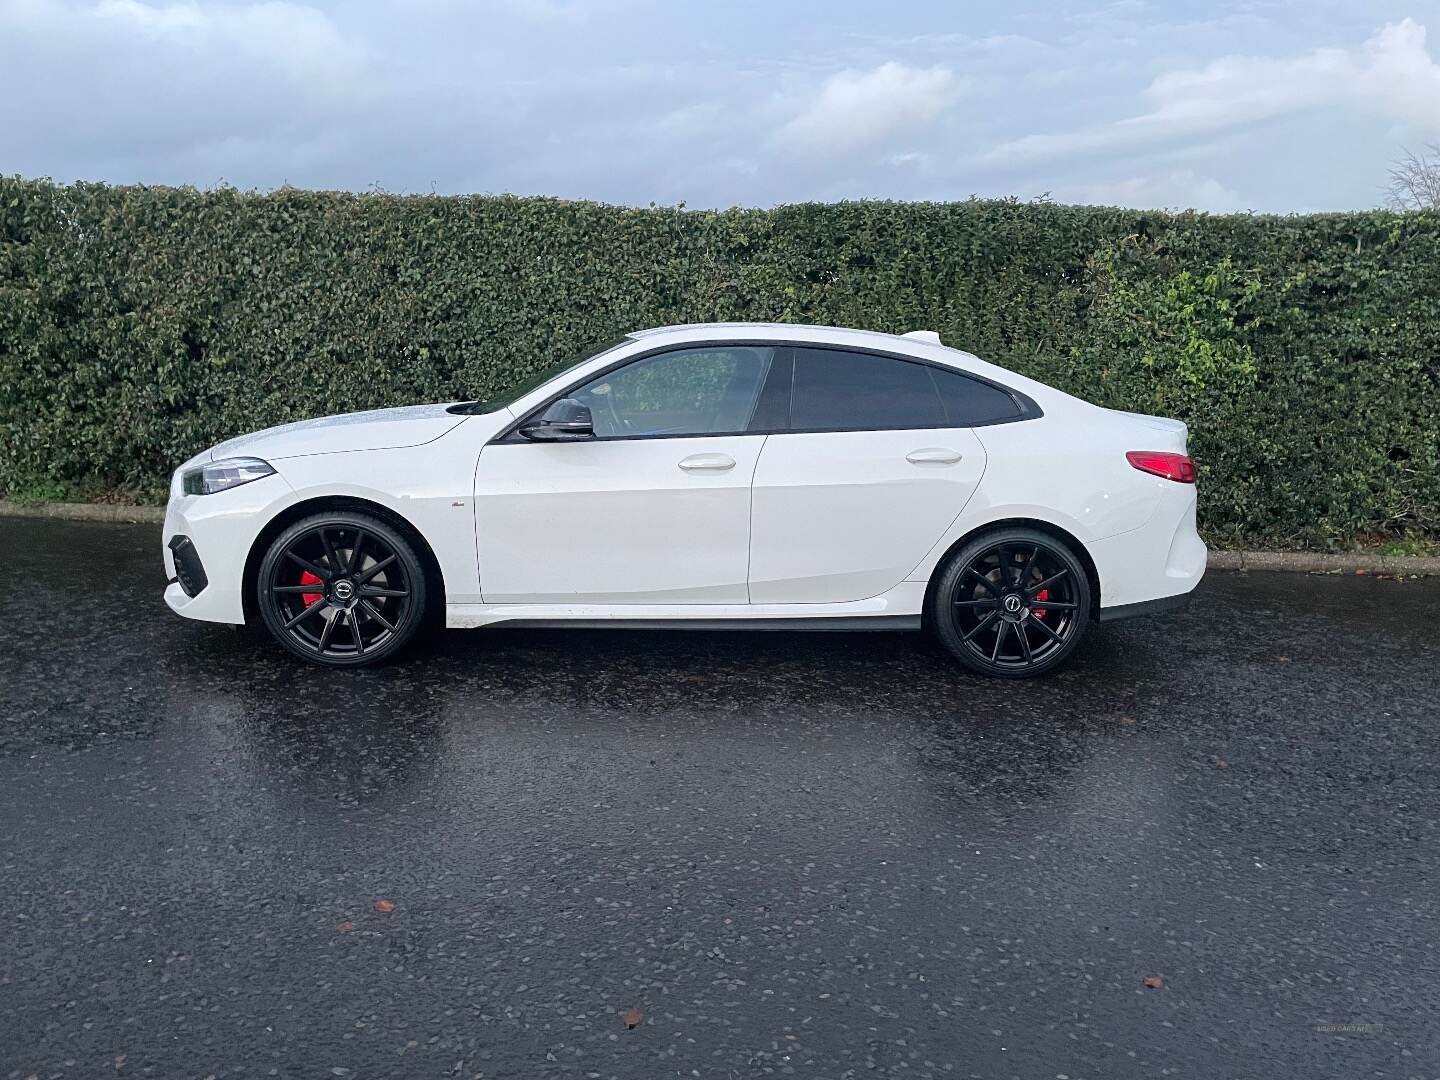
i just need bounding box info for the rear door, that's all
[748,347,1005,604]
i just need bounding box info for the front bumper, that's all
[162,471,293,624]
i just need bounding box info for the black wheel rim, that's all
[949,541,1081,670]
[267,524,411,660]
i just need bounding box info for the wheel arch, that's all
[922,517,1102,625]
[241,495,446,624]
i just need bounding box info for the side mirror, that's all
[519,397,593,441]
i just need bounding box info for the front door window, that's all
[571,346,773,439]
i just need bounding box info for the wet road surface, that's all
[2,516,1437,1079]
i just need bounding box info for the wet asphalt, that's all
[1,516,1437,1080]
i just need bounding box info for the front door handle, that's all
[906,447,963,465]
[678,452,736,472]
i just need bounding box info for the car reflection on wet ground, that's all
[2,516,1437,1078]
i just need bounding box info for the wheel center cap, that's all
[331,579,355,603]
[1003,593,1024,615]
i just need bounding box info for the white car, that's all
[163,322,1205,677]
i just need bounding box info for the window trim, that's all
[491,339,1042,445]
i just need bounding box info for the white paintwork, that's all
[474,435,765,604]
[161,321,1206,631]
[749,428,987,603]
[446,582,929,629]
[207,402,467,462]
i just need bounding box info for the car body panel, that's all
[474,434,767,604]
[445,581,930,629]
[206,403,468,462]
[749,428,987,603]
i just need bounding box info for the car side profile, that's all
[163,323,1206,677]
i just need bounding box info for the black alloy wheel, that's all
[256,512,427,667]
[930,527,1091,678]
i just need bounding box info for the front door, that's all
[475,345,775,605]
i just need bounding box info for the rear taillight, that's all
[1127,450,1196,483]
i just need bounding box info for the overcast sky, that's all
[4,0,1440,212]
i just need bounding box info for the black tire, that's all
[930,527,1091,679]
[255,512,428,668]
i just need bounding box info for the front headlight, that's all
[182,457,276,496]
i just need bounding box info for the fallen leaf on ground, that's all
[336,921,354,933]
[373,899,396,914]
[1143,976,1164,989]
[621,1008,644,1028]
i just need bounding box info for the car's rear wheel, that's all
[256,512,427,667]
[930,527,1091,679]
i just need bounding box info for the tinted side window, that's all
[572,346,773,438]
[791,348,945,431]
[931,367,1021,426]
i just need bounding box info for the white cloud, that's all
[0,0,369,165]
[1054,169,1246,213]
[776,62,962,155]
[985,18,1440,164]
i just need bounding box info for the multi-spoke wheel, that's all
[256,512,428,667]
[930,527,1092,678]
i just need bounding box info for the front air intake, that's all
[168,535,209,597]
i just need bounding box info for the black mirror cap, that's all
[519,397,594,440]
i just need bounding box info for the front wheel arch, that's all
[921,517,1101,629]
[241,496,445,626]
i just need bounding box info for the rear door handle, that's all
[678,452,736,472]
[906,447,963,465]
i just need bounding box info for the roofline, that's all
[628,322,912,344]
[622,322,1071,409]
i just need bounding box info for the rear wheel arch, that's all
[922,517,1101,626]
[241,496,445,625]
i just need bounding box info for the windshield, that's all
[448,337,631,415]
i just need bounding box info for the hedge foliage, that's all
[2,177,1437,546]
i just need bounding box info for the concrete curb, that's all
[3,500,1439,575]
[1204,550,1440,575]
[0,499,165,524]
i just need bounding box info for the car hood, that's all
[206,403,469,462]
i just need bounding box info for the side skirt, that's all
[485,615,922,632]
[445,580,930,630]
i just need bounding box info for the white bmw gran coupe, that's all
[163,322,1206,677]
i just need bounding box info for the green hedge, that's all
[2,177,1437,546]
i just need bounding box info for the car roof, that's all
[628,322,932,349]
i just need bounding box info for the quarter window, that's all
[572,346,773,439]
[931,367,1021,426]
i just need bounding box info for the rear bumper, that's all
[1098,589,1194,623]
[1091,483,1206,618]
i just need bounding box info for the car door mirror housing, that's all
[519,397,594,441]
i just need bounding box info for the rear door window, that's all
[790,348,945,431]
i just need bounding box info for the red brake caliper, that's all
[299,570,324,607]
[1033,589,1049,620]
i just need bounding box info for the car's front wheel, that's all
[930,527,1091,678]
[256,512,427,667]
